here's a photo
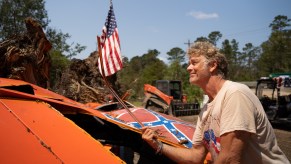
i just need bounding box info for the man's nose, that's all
[187,64,192,72]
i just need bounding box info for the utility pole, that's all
[184,39,191,49]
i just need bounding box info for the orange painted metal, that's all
[0,78,28,87]
[0,78,203,162]
[144,84,173,105]
[0,78,99,112]
[0,102,63,164]
[0,78,105,119]
[0,98,124,163]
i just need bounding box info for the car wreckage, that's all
[0,78,198,163]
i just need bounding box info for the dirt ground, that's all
[178,115,291,162]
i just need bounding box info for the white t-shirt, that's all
[192,81,289,163]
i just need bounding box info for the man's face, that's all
[187,55,211,86]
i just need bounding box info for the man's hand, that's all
[141,126,207,163]
[141,126,160,150]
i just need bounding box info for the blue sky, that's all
[46,0,291,63]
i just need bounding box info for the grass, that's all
[128,100,143,107]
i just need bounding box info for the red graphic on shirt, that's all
[203,129,220,154]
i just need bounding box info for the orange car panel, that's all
[0,98,124,163]
[0,102,63,163]
[0,78,206,162]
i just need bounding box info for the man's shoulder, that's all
[223,81,253,97]
[225,80,250,91]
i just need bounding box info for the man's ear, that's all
[209,60,218,73]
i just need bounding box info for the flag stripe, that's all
[107,38,115,74]
[98,2,123,77]
[113,30,122,66]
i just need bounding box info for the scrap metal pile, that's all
[0,17,120,104]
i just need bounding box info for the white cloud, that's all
[188,11,219,20]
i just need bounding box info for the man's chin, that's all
[189,78,198,85]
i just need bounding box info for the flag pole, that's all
[97,36,144,127]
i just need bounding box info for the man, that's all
[142,41,289,163]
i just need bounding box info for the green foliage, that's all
[269,15,291,31]
[195,37,208,42]
[117,46,205,102]
[49,51,71,87]
[258,15,291,76]
[164,60,183,80]
[195,32,222,46]
[1,2,290,105]
[46,28,86,59]
[165,47,186,80]
[46,28,86,87]
[183,84,204,103]
[117,56,142,98]
[140,60,166,83]
[0,0,86,87]
[118,49,167,98]
[221,39,237,80]
[219,38,262,81]
[46,28,71,54]
[167,47,185,63]
[240,43,261,80]
[118,13,290,102]
[208,31,222,46]
[0,0,49,39]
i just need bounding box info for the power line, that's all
[223,27,269,38]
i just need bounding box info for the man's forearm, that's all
[161,143,206,164]
[141,127,207,163]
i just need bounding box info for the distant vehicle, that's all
[255,73,291,124]
[143,80,200,116]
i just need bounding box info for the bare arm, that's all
[141,127,208,164]
[215,130,250,164]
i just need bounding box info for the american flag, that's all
[98,1,122,77]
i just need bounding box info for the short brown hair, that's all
[187,41,228,79]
